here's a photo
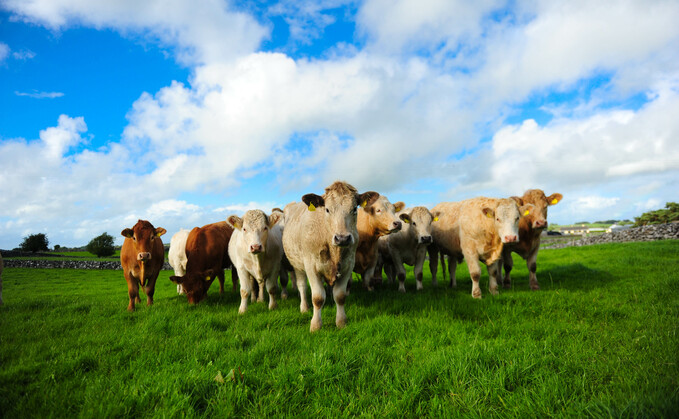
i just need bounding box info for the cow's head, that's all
[404,206,439,245]
[482,198,534,244]
[517,189,563,230]
[302,181,379,247]
[121,220,166,262]
[169,269,214,304]
[360,196,407,236]
[227,210,282,254]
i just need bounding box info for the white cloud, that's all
[214,202,282,215]
[12,49,36,60]
[15,90,65,99]
[0,43,9,62]
[3,0,268,65]
[574,196,620,210]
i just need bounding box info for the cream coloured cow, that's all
[227,210,284,313]
[283,181,378,332]
[502,189,562,290]
[430,197,533,298]
[168,228,190,295]
[379,206,440,292]
[353,196,408,291]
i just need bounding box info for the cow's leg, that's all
[448,256,458,288]
[144,275,157,306]
[393,253,407,293]
[306,270,326,332]
[231,267,239,292]
[363,256,379,291]
[265,270,279,310]
[124,272,139,311]
[527,248,540,290]
[333,274,350,329]
[414,246,427,290]
[295,269,309,313]
[237,268,254,314]
[279,268,289,300]
[463,249,482,299]
[384,263,394,285]
[502,249,514,289]
[256,279,266,302]
[217,269,225,295]
[487,260,501,296]
[289,270,298,294]
[428,246,439,284]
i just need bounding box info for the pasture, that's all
[1,241,677,417]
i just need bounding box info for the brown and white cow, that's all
[379,206,439,292]
[169,221,237,304]
[353,196,408,291]
[120,220,167,311]
[502,189,563,290]
[430,198,533,298]
[168,228,190,295]
[283,181,378,332]
[227,210,284,314]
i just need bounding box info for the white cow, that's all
[227,210,284,314]
[379,207,440,292]
[168,228,190,295]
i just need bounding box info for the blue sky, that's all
[1,0,678,248]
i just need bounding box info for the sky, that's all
[1,0,678,249]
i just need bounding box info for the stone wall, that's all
[546,222,679,249]
[3,259,173,270]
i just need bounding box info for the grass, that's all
[0,241,678,417]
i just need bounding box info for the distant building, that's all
[608,224,632,233]
[559,225,590,235]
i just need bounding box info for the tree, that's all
[634,202,679,226]
[20,233,49,253]
[86,232,116,258]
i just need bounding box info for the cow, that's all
[283,181,379,332]
[169,221,237,304]
[227,210,284,314]
[502,189,563,290]
[168,228,190,295]
[430,198,533,298]
[352,196,408,291]
[120,220,167,311]
[0,252,4,305]
[378,207,440,292]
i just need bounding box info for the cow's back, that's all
[431,201,463,256]
[282,202,316,271]
[186,222,233,272]
[169,229,190,275]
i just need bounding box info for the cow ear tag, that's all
[404,218,409,223]
[551,198,558,205]
[308,203,316,211]
[524,209,530,216]
[433,217,439,222]
[205,276,211,282]
[486,212,493,218]
[361,201,367,208]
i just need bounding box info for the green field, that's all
[1,241,678,417]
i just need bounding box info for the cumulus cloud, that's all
[0,42,9,62]
[12,49,36,60]
[3,0,268,65]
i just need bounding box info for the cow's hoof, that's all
[503,282,511,289]
[472,290,482,299]
[530,284,540,291]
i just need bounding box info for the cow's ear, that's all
[227,215,243,230]
[169,275,184,284]
[510,196,524,206]
[547,193,563,206]
[393,201,405,213]
[358,191,379,208]
[268,211,282,227]
[431,211,441,222]
[399,213,411,223]
[302,194,324,211]
[482,208,495,219]
[520,203,535,217]
[121,228,134,238]
[155,227,167,237]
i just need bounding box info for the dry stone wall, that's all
[3,259,173,270]
[546,222,679,249]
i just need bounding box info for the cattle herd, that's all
[120,181,562,332]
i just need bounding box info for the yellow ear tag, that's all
[361,201,367,208]
[205,276,211,282]
[308,203,316,211]
[433,217,439,222]
[486,212,493,218]
[524,210,530,216]
[404,218,409,223]
[551,198,558,205]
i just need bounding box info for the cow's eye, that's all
[376,208,381,213]
[326,208,330,214]
[243,228,247,232]
[412,222,416,226]
[264,226,268,231]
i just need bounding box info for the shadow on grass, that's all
[506,263,618,293]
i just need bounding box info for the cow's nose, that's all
[333,234,352,247]
[137,252,151,261]
[535,220,547,228]
[392,221,402,231]
[249,244,262,253]
[504,235,518,243]
[420,236,432,244]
